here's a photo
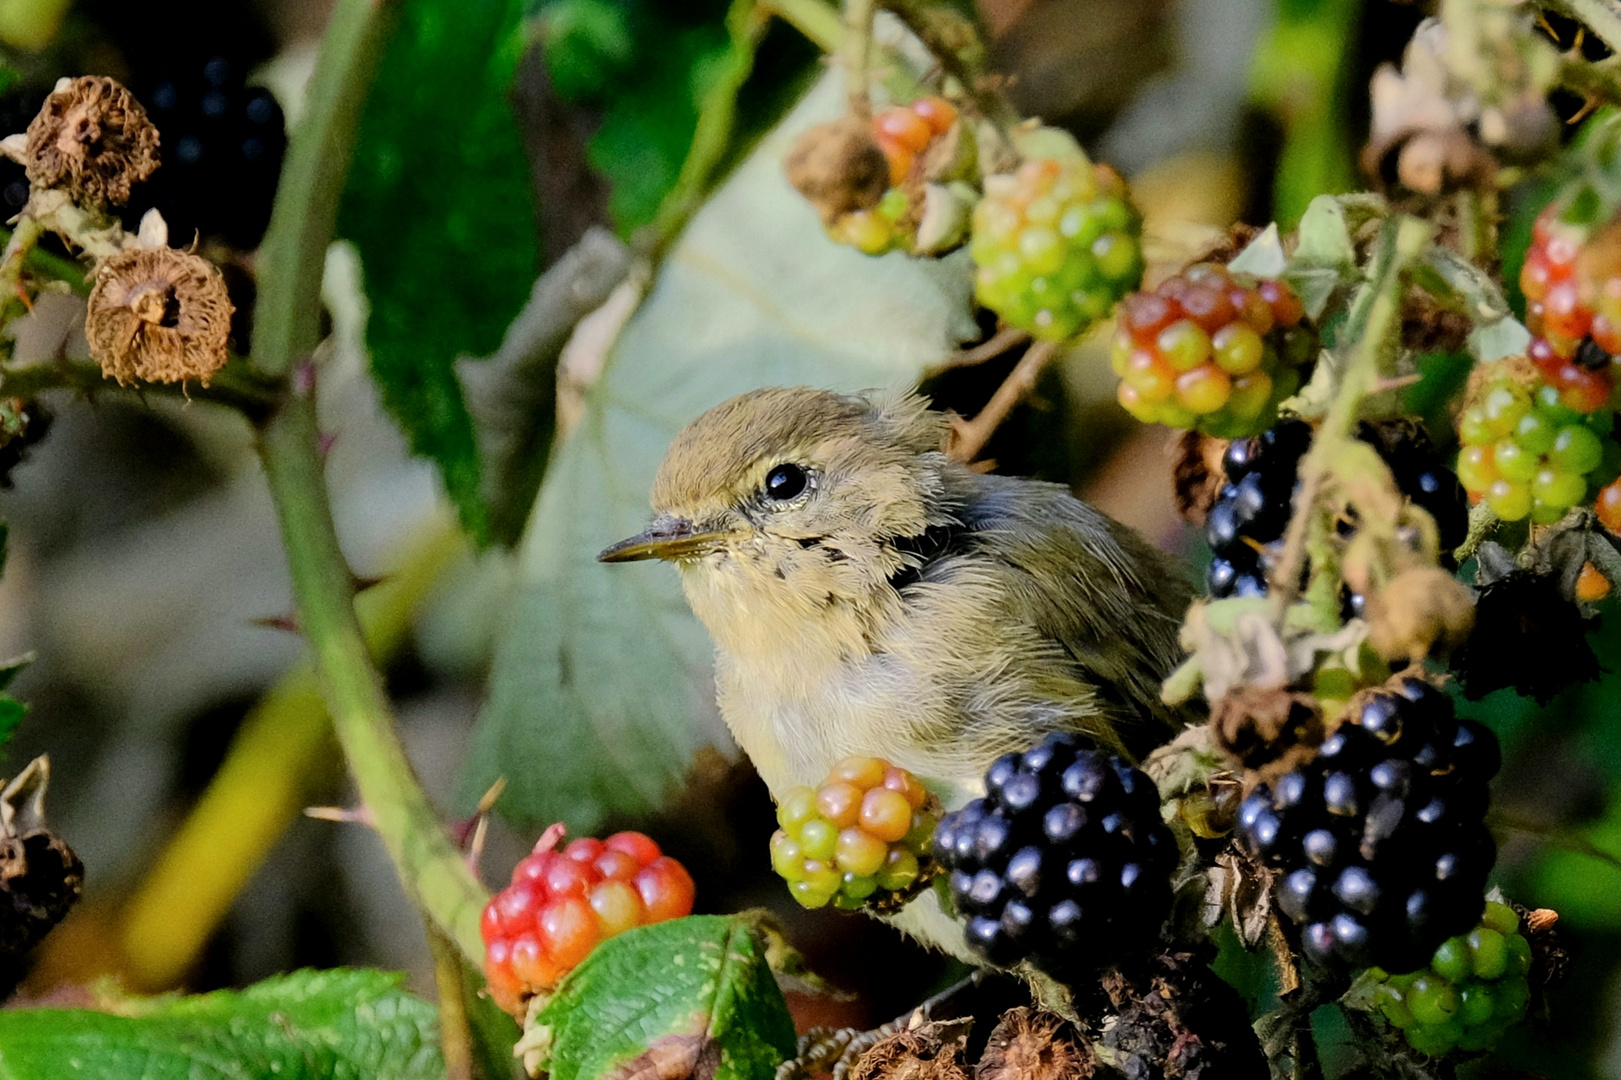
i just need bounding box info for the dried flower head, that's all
[25,76,159,208]
[86,248,233,385]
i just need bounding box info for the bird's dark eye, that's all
[764,463,808,501]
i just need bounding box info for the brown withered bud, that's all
[850,1018,972,1080]
[0,757,84,999]
[1364,565,1475,662]
[1099,952,1267,1079]
[785,116,890,225]
[24,76,159,208]
[974,1008,1093,1080]
[1172,430,1228,526]
[86,248,234,385]
[1210,686,1325,778]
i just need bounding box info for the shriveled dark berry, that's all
[1235,684,1499,973]
[934,734,1176,976]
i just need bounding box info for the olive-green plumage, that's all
[601,386,1193,961]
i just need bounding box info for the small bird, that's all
[600,386,1193,960]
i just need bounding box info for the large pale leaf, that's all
[459,72,977,829]
[0,969,443,1080]
[530,915,795,1080]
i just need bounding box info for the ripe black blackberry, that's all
[1205,419,1468,604]
[94,0,285,248]
[932,734,1178,976]
[126,56,286,248]
[0,88,45,218]
[1236,678,1499,973]
[1205,418,1312,598]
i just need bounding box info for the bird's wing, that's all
[907,472,1195,755]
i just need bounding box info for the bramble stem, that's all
[0,216,44,322]
[1542,0,1621,55]
[248,0,489,965]
[844,0,877,119]
[258,392,488,961]
[947,339,1059,463]
[1267,217,1432,623]
[762,0,843,51]
[251,0,398,379]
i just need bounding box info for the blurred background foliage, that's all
[0,0,1618,1076]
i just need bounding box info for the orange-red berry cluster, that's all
[829,98,959,256]
[871,98,958,186]
[1112,263,1311,437]
[1520,210,1621,413]
[482,826,695,1014]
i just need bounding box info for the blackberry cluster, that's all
[969,139,1143,341]
[1368,901,1532,1058]
[91,0,286,247]
[1112,263,1312,437]
[1236,678,1500,973]
[932,734,1177,976]
[1206,419,1468,601]
[770,756,937,910]
[126,54,286,248]
[0,88,46,218]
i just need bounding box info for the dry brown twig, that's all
[946,338,1058,463]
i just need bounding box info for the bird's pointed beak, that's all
[598,516,730,563]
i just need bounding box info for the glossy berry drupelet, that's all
[481,826,695,1014]
[1236,678,1500,973]
[1112,263,1312,436]
[770,756,937,910]
[1367,900,1533,1058]
[932,734,1177,976]
[969,139,1143,341]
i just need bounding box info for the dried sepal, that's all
[975,1008,1092,1080]
[785,116,890,225]
[851,1017,972,1080]
[24,76,159,208]
[86,247,233,385]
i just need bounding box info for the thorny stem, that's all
[427,922,477,1080]
[649,0,770,252]
[251,0,399,379]
[843,0,878,119]
[1557,52,1621,109]
[0,356,284,417]
[1267,217,1433,623]
[879,0,1023,132]
[0,216,44,319]
[946,338,1059,463]
[924,326,1030,376]
[1453,500,1500,564]
[257,392,488,961]
[249,0,490,966]
[762,0,843,51]
[1541,0,1621,55]
[0,222,87,293]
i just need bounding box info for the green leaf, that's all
[0,697,22,757]
[338,0,540,539]
[532,916,795,1080]
[0,969,444,1080]
[458,71,976,830]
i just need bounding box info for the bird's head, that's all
[599,387,962,643]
